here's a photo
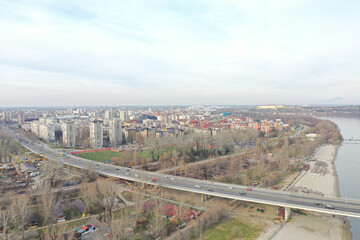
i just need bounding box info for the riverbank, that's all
[270,144,352,240]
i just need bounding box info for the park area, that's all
[200,217,261,240]
[73,149,152,163]
[73,150,122,162]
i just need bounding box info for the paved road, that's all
[3,126,360,219]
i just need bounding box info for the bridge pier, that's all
[285,207,291,221]
[201,194,210,202]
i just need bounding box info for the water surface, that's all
[325,117,360,239]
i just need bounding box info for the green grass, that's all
[139,151,152,159]
[11,139,28,155]
[74,150,153,162]
[74,150,122,162]
[200,217,261,240]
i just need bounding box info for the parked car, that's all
[75,224,99,236]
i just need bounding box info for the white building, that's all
[109,119,122,146]
[120,110,128,121]
[105,110,112,119]
[39,124,55,141]
[90,120,103,148]
[31,121,39,136]
[61,120,76,147]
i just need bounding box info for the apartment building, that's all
[61,120,76,147]
[89,120,103,148]
[109,118,122,146]
[39,124,55,141]
[119,110,128,121]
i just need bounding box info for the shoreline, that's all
[331,144,352,239]
[269,144,352,240]
[332,143,341,198]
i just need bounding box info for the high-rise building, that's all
[61,120,76,147]
[119,110,128,121]
[90,120,103,148]
[39,124,55,141]
[109,118,122,146]
[31,121,39,136]
[18,111,24,125]
[105,110,113,119]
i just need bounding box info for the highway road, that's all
[3,126,360,219]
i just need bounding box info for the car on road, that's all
[195,185,202,188]
[240,191,247,195]
[208,189,214,192]
[228,186,233,190]
[152,177,158,182]
[325,205,335,209]
[245,187,252,191]
[116,168,120,170]
[135,174,139,177]
[125,172,130,176]
[314,202,322,206]
[170,177,175,181]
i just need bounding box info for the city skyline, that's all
[1,0,360,107]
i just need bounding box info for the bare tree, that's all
[85,163,99,182]
[40,160,71,187]
[109,211,135,240]
[42,223,75,240]
[0,202,12,238]
[150,189,167,239]
[80,179,119,222]
[96,179,120,222]
[10,194,33,240]
[38,182,56,226]
[80,182,97,214]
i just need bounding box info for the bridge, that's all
[5,128,360,221]
[186,105,224,111]
[342,139,360,144]
[343,138,360,141]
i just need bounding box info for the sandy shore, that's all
[270,144,352,240]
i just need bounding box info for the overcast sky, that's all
[0,0,359,107]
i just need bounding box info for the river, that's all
[324,117,360,239]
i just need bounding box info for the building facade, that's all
[61,120,76,147]
[119,110,128,121]
[39,124,55,141]
[89,120,103,148]
[109,118,122,146]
